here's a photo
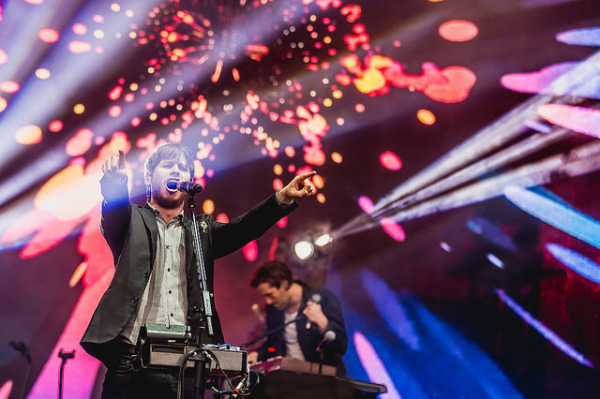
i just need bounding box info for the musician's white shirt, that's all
[284,310,305,360]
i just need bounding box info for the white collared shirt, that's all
[120,205,188,345]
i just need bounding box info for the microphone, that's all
[306,293,321,329]
[316,330,336,353]
[167,179,203,195]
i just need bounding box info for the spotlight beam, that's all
[337,139,600,238]
[378,126,573,216]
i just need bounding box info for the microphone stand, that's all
[58,349,75,399]
[317,347,325,375]
[187,193,213,399]
[9,341,32,399]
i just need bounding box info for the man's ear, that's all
[281,280,290,290]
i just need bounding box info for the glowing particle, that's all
[110,3,120,12]
[547,243,600,285]
[0,49,7,65]
[312,174,324,189]
[332,90,343,99]
[273,164,283,175]
[381,217,405,241]
[35,68,51,79]
[68,41,92,53]
[440,241,452,252]
[331,152,343,163]
[276,216,288,228]
[316,193,326,203]
[486,253,504,269]
[65,128,93,156]
[25,0,44,3]
[439,20,478,42]
[202,199,214,215]
[73,104,85,114]
[69,262,87,287]
[48,120,63,132]
[273,178,284,191]
[358,196,374,214]
[109,85,123,101]
[417,109,436,125]
[336,118,344,126]
[379,151,402,171]
[0,97,6,113]
[242,240,258,262]
[39,28,59,43]
[94,30,104,39]
[0,81,19,93]
[109,105,121,117]
[355,68,387,94]
[15,125,43,145]
[216,213,229,223]
[284,146,296,157]
[355,103,365,113]
[72,23,87,35]
[323,98,333,107]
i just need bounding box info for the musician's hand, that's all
[247,351,259,364]
[278,171,317,203]
[102,150,127,180]
[303,300,328,333]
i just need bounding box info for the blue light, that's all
[504,186,600,249]
[546,243,600,285]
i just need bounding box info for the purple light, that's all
[353,332,402,399]
[495,289,594,368]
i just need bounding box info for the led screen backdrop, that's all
[0,0,599,398]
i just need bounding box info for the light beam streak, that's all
[353,332,402,399]
[362,269,420,350]
[546,243,600,285]
[495,289,595,368]
[337,139,600,237]
[504,186,600,250]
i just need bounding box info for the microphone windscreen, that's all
[324,330,336,342]
[311,293,322,304]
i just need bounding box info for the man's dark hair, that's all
[144,143,195,182]
[250,260,293,289]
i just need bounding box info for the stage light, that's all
[315,233,333,247]
[294,238,315,261]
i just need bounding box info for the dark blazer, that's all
[81,175,297,365]
[257,282,348,376]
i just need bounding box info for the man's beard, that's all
[152,190,185,209]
